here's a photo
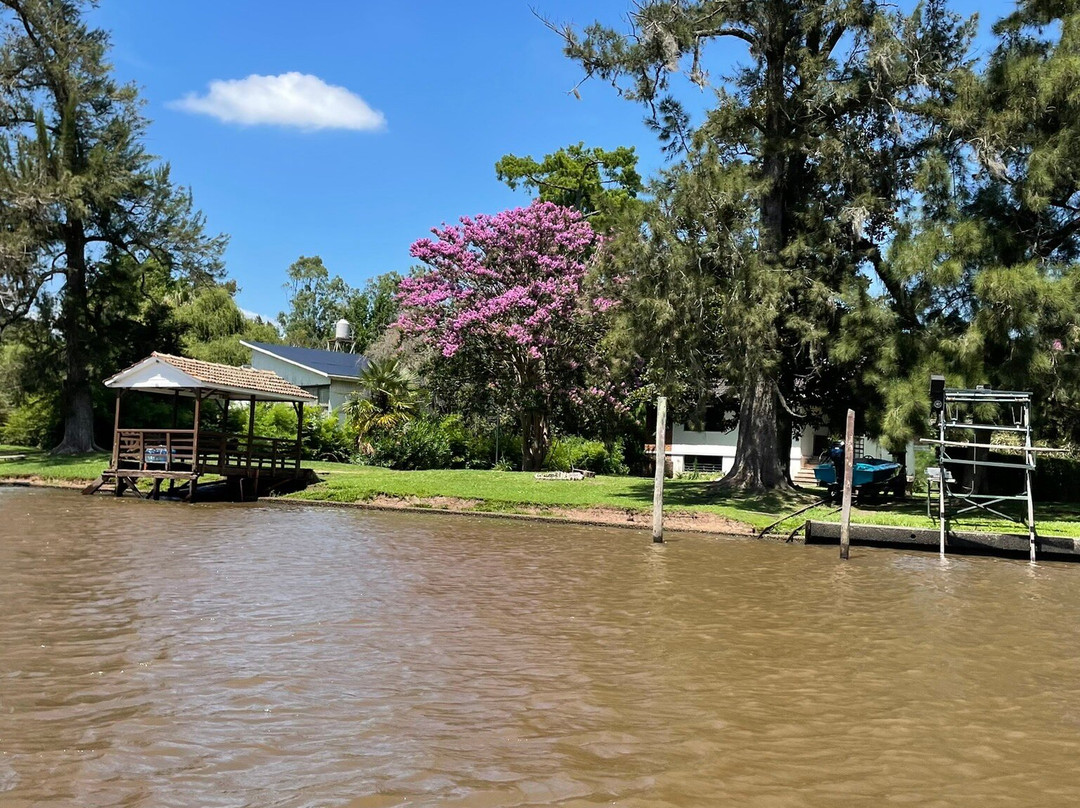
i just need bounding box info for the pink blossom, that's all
[395,200,619,420]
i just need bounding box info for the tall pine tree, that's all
[557,0,973,489]
[0,0,224,453]
[855,0,1080,449]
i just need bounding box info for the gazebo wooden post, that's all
[246,396,256,469]
[190,390,203,502]
[193,391,203,452]
[167,388,178,495]
[111,391,122,470]
[296,402,304,469]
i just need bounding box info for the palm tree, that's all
[343,357,419,452]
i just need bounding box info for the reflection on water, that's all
[3,486,1080,807]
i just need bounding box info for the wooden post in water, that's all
[839,409,855,560]
[653,396,667,543]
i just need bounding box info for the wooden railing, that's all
[197,431,301,474]
[115,429,196,472]
[113,429,301,475]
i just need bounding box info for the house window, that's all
[302,385,331,407]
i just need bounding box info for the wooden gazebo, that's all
[88,352,317,501]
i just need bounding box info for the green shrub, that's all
[1,396,61,448]
[371,415,452,470]
[305,410,357,463]
[544,435,628,475]
[230,403,357,462]
[494,433,522,470]
[367,414,511,470]
[912,448,935,494]
[252,403,299,440]
[1032,455,1080,502]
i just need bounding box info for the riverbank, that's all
[4,445,1079,538]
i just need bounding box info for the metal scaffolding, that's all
[921,380,1063,562]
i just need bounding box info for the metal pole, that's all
[1024,402,1036,563]
[938,398,947,557]
[652,396,667,543]
[840,409,855,560]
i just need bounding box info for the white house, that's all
[241,341,368,416]
[661,422,917,483]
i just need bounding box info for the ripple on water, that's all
[3,486,1080,806]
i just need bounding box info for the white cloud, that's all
[239,307,279,326]
[171,72,386,132]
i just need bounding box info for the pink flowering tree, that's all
[397,201,622,471]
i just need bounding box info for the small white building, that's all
[241,341,368,416]
[662,422,916,483]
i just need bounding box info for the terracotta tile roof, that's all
[152,352,316,401]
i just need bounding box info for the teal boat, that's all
[814,457,900,488]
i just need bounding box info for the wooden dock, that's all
[804,520,1080,561]
[90,352,317,502]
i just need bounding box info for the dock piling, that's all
[652,396,667,543]
[840,409,855,560]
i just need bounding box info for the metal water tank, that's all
[335,319,353,341]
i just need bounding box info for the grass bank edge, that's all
[4,446,1078,538]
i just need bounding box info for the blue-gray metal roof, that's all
[246,342,369,379]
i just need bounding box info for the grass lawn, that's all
[298,461,1080,537]
[3,445,1078,537]
[298,461,812,529]
[0,445,110,483]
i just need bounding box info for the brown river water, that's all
[2,487,1080,807]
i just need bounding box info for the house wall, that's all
[667,422,916,480]
[248,353,335,416]
[329,379,361,414]
[248,352,326,389]
[248,351,363,423]
[668,422,806,477]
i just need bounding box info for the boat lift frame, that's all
[921,381,1063,562]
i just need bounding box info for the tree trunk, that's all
[720,372,790,492]
[520,409,549,472]
[52,227,101,455]
[719,21,791,492]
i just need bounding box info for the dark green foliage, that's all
[174,283,280,365]
[343,273,402,353]
[278,256,349,348]
[495,142,643,232]
[369,414,476,470]
[851,0,1080,450]
[278,255,399,351]
[0,0,225,452]
[362,413,632,474]
[303,412,358,463]
[559,0,974,489]
[342,356,419,446]
[1032,456,1080,503]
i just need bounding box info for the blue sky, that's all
[90,0,1003,323]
